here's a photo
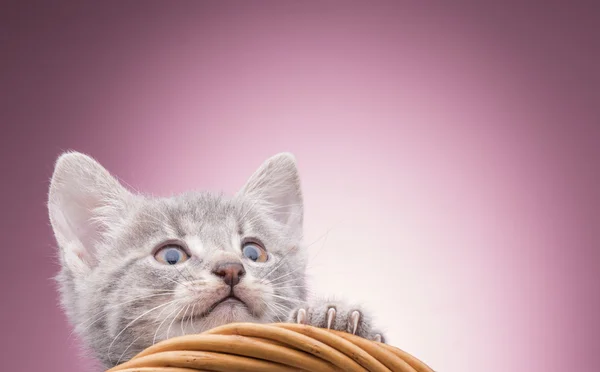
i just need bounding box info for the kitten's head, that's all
[48,152,307,367]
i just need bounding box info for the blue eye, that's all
[242,241,268,263]
[154,245,189,265]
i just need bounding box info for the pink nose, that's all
[212,262,245,287]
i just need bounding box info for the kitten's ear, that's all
[48,152,133,274]
[238,153,303,237]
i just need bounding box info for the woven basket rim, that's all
[107,322,434,372]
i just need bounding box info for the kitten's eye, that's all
[154,245,189,265]
[242,241,268,263]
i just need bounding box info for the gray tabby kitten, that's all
[48,151,385,368]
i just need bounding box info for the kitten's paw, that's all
[288,299,386,343]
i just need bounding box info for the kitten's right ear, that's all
[238,153,303,238]
[48,152,132,275]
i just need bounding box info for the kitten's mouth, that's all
[209,294,246,312]
[190,294,248,320]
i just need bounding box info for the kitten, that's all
[48,151,385,368]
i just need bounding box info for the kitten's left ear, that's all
[238,153,303,237]
[48,152,134,274]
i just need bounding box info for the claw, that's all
[350,310,360,335]
[326,307,336,329]
[374,334,382,343]
[296,308,307,325]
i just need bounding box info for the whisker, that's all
[273,285,313,290]
[116,335,141,365]
[180,304,191,336]
[161,273,190,289]
[166,305,186,339]
[172,265,194,284]
[267,264,307,284]
[153,303,181,345]
[181,263,199,283]
[259,226,335,287]
[268,299,291,314]
[268,277,300,287]
[264,300,289,321]
[267,278,298,286]
[73,292,175,338]
[260,247,299,282]
[107,300,176,364]
[189,302,198,333]
[269,293,304,304]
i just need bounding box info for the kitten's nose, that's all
[212,262,245,287]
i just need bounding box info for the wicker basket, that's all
[106,322,434,372]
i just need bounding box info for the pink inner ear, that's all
[51,190,106,268]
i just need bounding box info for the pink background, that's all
[1,2,598,371]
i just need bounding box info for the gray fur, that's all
[47,151,383,369]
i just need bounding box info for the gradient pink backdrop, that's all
[1,2,599,371]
